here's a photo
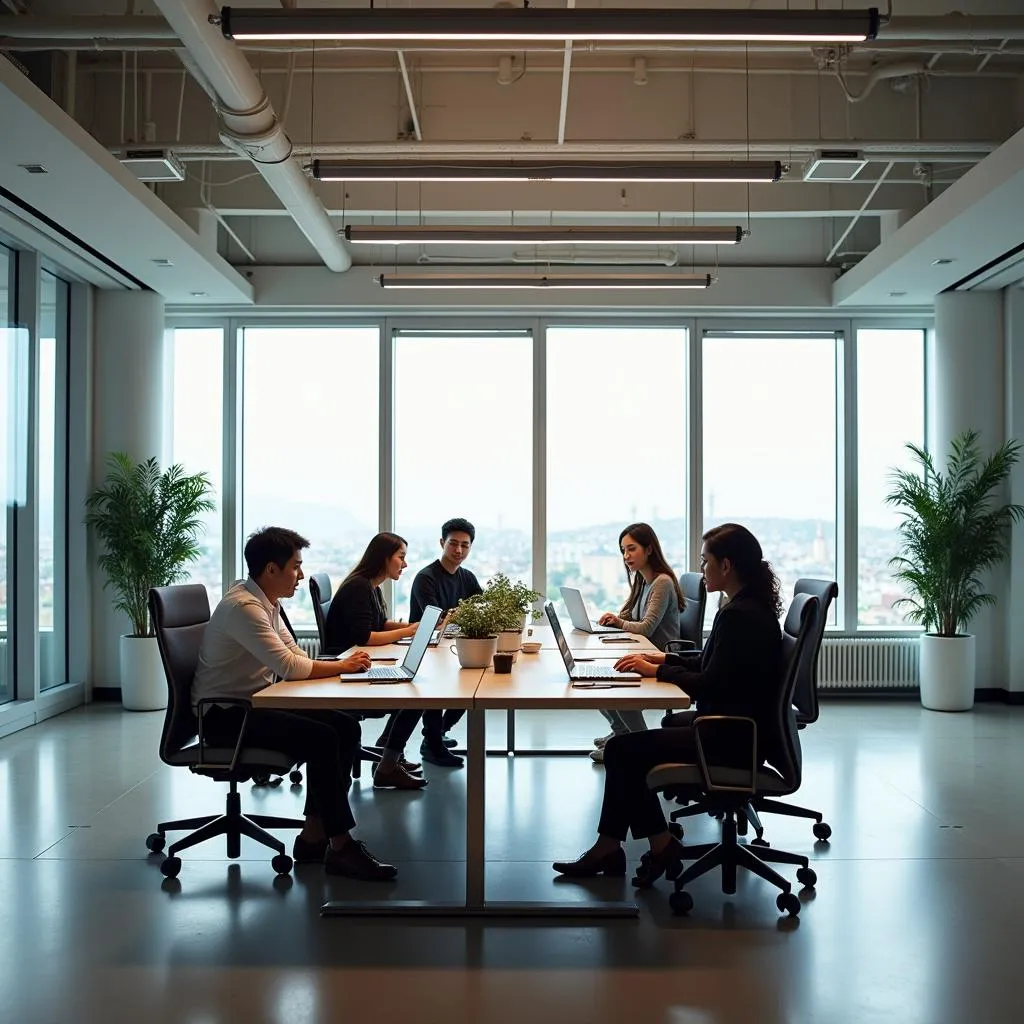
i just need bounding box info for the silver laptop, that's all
[559,586,625,634]
[341,605,442,681]
[544,603,641,685]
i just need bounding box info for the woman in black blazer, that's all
[553,523,784,886]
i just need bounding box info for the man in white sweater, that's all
[193,526,396,881]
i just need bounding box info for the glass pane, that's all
[857,328,926,628]
[38,270,67,690]
[0,245,12,704]
[546,327,688,619]
[241,326,379,629]
[393,333,533,619]
[702,334,838,618]
[168,328,224,610]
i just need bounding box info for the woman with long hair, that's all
[591,523,684,762]
[324,532,426,791]
[554,523,785,886]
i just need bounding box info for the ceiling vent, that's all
[802,149,868,182]
[119,149,186,183]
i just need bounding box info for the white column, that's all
[90,291,165,689]
[1004,287,1024,695]
[931,291,1007,692]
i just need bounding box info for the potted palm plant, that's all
[886,430,1024,711]
[484,572,543,657]
[85,453,215,711]
[448,594,504,669]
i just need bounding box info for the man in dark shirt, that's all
[409,517,483,766]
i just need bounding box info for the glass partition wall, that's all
[166,316,927,753]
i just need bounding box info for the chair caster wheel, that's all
[253,773,271,786]
[669,890,693,915]
[668,822,684,840]
[289,771,303,785]
[813,822,832,841]
[146,832,165,854]
[796,867,817,888]
[268,776,283,787]
[776,892,800,917]
[272,854,293,875]
[751,837,770,848]
[160,856,182,879]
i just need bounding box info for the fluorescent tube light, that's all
[346,225,743,246]
[377,273,714,290]
[313,160,783,184]
[221,8,879,43]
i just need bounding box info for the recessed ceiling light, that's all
[151,258,174,267]
[190,291,208,297]
[931,257,955,266]
[19,163,48,174]
[889,290,907,297]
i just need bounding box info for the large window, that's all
[38,270,68,690]
[0,244,14,704]
[546,326,688,617]
[168,328,224,607]
[702,332,839,615]
[241,326,379,629]
[857,328,926,628]
[393,331,533,619]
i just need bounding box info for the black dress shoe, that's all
[632,836,686,888]
[442,734,458,749]
[552,846,627,878]
[292,835,329,864]
[420,742,465,768]
[325,840,398,881]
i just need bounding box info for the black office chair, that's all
[145,585,303,880]
[308,573,383,780]
[746,578,838,843]
[666,571,707,654]
[646,593,820,918]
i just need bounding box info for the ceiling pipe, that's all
[149,0,351,271]
[835,60,927,103]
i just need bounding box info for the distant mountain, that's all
[245,496,373,539]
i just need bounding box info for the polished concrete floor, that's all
[1,700,1023,1024]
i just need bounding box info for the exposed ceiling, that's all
[2,0,1023,307]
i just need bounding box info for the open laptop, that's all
[340,605,442,681]
[544,603,642,685]
[559,586,625,634]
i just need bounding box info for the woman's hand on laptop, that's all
[613,654,660,676]
[598,612,622,627]
[338,651,372,674]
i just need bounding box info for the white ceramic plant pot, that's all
[120,635,168,712]
[496,629,523,661]
[454,636,498,669]
[919,633,975,712]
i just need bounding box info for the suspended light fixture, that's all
[346,225,743,246]
[313,160,783,184]
[220,8,879,44]
[376,272,714,290]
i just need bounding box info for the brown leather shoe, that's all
[400,758,422,774]
[373,761,428,790]
[324,840,397,881]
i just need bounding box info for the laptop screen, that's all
[402,605,442,674]
[544,603,575,672]
[558,586,590,630]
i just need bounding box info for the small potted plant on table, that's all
[484,572,542,658]
[448,595,504,669]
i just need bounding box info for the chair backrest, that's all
[677,571,707,650]
[149,584,211,764]
[772,592,819,790]
[309,573,333,649]
[786,578,838,724]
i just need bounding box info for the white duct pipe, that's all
[835,60,927,103]
[151,0,351,272]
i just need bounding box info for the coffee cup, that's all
[493,652,514,674]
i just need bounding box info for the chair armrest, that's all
[196,697,253,772]
[664,640,696,653]
[692,715,758,794]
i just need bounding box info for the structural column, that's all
[90,291,165,691]
[931,291,1007,692]
[1004,287,1024,696]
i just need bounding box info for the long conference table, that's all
[253,625,690,920]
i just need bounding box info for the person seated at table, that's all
[554,523,784,886]
[590,522,684,763]
[406,516,484,768]
[192,526,397,881]
[324,531,427,791]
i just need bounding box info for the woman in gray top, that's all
[592,522,684,762]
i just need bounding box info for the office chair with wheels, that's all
[646,593,821,918]
[308,573,383,780]
[145,585,304,880]
[666,571,707,654]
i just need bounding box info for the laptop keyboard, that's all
[572,663,640,680]
[365,666,408,680]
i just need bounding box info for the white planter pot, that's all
[454,636,498,669]
[120,635,168,712]
[496,629,523,659]
[919,633,975,712]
